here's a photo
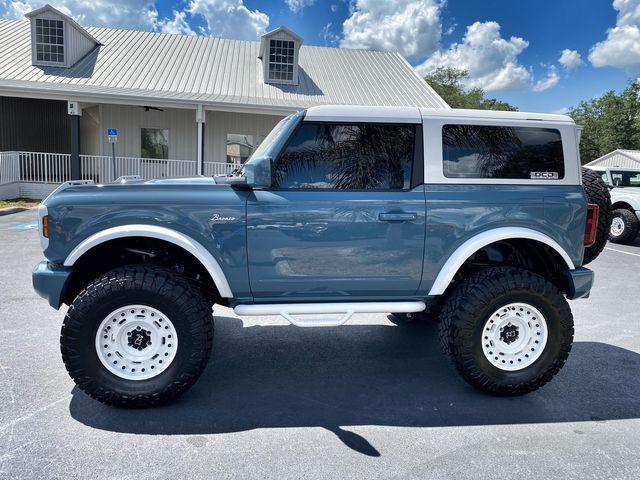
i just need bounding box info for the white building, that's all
[0,4,448,198]
[584,149,640,169]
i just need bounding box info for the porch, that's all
[0,151,234,200]
[0,97,288,200]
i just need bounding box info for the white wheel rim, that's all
[95,305,179,381]
[481,303,548,371]
[611,217,625,237]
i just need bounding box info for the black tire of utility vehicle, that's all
[438,267,574,396]
[609,208,640,244]
[61,266,214,408]
[581,167,612,265]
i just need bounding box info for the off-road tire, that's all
[61,265,214,408]
[582,167,612,264]
[609,208,640,245]
[439,267,574,395]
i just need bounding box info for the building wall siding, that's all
[80,105,101,155]
[0,96,70,153]
[18,181,58,199]
[97,105,198,159]
[0,182,19,200]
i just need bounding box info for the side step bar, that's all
[233,301,426,327]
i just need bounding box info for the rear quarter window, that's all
[442,124,565,180]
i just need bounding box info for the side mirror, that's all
[243,156,272,189]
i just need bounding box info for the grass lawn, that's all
[0,198,40,209]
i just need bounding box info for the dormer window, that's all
[268,39,295,82]
[26,4,100,69]
[259,26,303,86]
[35,18,65,64]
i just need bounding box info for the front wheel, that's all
[61,266,214,408]
[609,208,640,245]
[439,267,573,395]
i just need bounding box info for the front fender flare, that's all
[63,224,233,298]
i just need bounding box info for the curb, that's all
[0,206,29,216]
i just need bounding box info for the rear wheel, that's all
[609,208,640,245]
[61,265,214,408]
[439,267,573,395]
[581,168,612,264]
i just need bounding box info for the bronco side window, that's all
[271,123,415,190]
[442,125,564,180]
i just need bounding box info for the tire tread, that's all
[61,265,213,408]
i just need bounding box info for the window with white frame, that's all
[35,18,65,64]
[268,39,295,82]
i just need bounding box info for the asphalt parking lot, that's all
[0,209,639,480]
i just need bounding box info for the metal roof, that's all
[0,19,448,112]
[585,149,640,169]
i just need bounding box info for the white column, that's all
[196,104,205,175]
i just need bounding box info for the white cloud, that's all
[558,49,583,70]
[158,10,195,35]
[340,0,442,59]
[188,0,269,40]
[0,0,270,40]
[319,22,339,46]
[330,4,338,13]
[416,21,532,92]
[286,0,315,13]
[533,65,560,92]
[589,0,640,69]
[0,0,159,30]
[550,107,569,114]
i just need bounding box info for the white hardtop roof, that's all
[420,108,575,123]
[304,105,575,124]
[304,105,422,123]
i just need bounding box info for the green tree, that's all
[424,67,518,111]
[568,80,640,164]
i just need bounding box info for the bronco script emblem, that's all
[210,213,236,223]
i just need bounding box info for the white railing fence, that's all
[6,151,235,184]
[80,155,201,183]
[203,161,241,176]
[0,151,20,185]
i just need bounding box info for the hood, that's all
[41,177,238,210]
[114,176,220,186]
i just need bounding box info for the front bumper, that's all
[564,267,594,300]
[32,260,73,309]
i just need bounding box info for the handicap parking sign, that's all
[107,128,118,136]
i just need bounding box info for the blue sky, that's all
[2,0,639,113]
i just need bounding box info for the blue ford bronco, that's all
[33,106,608,408]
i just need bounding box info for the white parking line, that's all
[604,246,640,258]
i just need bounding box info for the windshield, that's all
[245,110,305,164]
[610,170,640,187]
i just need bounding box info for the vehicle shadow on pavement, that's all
[69,315,640,456]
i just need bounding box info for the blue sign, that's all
[107,128,118,136]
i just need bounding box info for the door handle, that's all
[378,212,418,222]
